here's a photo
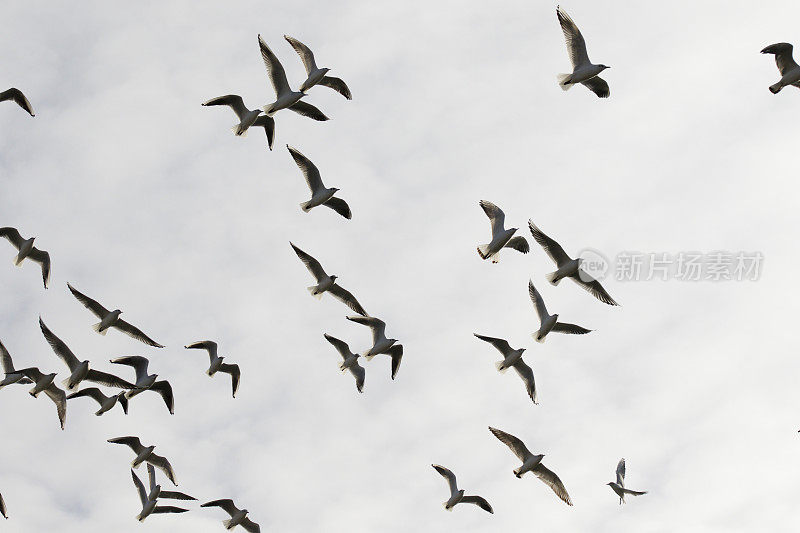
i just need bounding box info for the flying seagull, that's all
[556,6,610,97]
[202,95,275,147]
[67,387,128,416]
[290,243,366,315]
[346,315,403,379]
[0,88,34,116]
[431,464,493,514]
[184,341,241,398]
[110,356,174,414]
[0,227,50,288]
[607,458,647,504]
[144,464,195,503]
[201,499,260,532]
[0,339,32,389]
[15,367,66,430]
[488,426,573,506]
[476,201,529,263]
[323,334,365,393]
[287,146,352,219]
[259,34,327,121]
[528,280,591,343]
[108,436,178,486]
[474,334,537,404]
[67,283,164,347]
[0,491,6,519]
[130,466,190,522]
[761,43,800,94]
[39,317,135,391]
[529,220,619,306]
[284,35,352,99]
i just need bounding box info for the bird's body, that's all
[0,227,50,288]
[184,341,241,397]
[258,35,307,116]
[0,340,33,389]
[131,465,191,521]
[110,356,174,414]
[287,147,352,219]
[528,280,592,342]
[476,201,529,263]
[346,315,403,379]
[761,42,800,93]
[284,35,352,99]
[324,334,365,393]
[489,426,572,505]
[290,243,366,314]
[0,88,34,116]
[201,499,260,532]
[474,334,537,403]
[432,464,493,514]
[556,6,611,98]
[608,458,647,504]
[201,95,275,149]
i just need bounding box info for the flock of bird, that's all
[0,3,797,527]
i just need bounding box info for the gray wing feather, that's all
[328,284,366,315]
[287,100,329,121]
[322,197,352,219]
[241,517,261,533]
[386,344,403,380]
[201,94,249,121]
[761,43,799,75]
[479,200,505,237]
[85,369,135,389]
[528,221,571,266]
[532,463,573,506]
[431,464,459,496]
[27,248,50,288]
[67,283,110,319]
[551,322,592,335]
[184,340,218,362]
[616,458,625,487]
[108,436,145,454]
[319,76,352,99]
[503,236,529,254]
[218,363,240,397]
[287,146,325,193]
[460,495,493,514]
[528,280,549,322]
[511,359,538,404]
[557,7,590,68]
[569,273,619,306]
[346,315,386,345]
[0,88,34,116]
[43,384,67,430]
[114,319,164,348]
[258,35,291,96]
[323,334,351,360]
[131,469,148,507]
[488,426,533,462]
[148,452,177,486]
[580,76,610,98]
[0,227,23,249]
[201,499,239,516]
[150,380,175,414]
[290,242,327,280]
[284,35,317,74]
[39,318,80,370]
[473,334,513,357]
[110,356,150,382]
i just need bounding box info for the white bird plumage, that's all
[556,6,611,97]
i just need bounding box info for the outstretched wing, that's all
[532,463,573,506]
[473,333,513,356]
[319,76,352,100]
[551,322,592,335]
[290,242,327,281]
[431,464,459,496]
[761,42,799,75]
[184,340,218,362]
[349,362,365,393]
[151,381,175,415]
[258,34,291,97]
[479,200,505,237]
[252,114,275,150]
[528,221,571,266]
[108,436,144,454]
[328,284,367,316]
[201,499,239,516]
[346,315,386,345]
[569,272,619,306]
[616,458,626,487]
[557,6,590,68]
[85,369,135,389]
[131,469,148,507]
[580,76,610,98]
[386,344,403,380]
[39,318,80,371]
[0,88,34,116]
[218,363,240,398]
[241,517,261,533]
[110,356,150,382]
[322,197,352,220]
[114,319,164,348]
[44,384,67,430]
[67,283,110,319]
[287,100,329,121]
[488,426,532,462]
[66,387,105,405]
[511,359,538,404]
[503,236,529,254]
[323,333,352,360]
[201,94,249,121]
[528,280,549,322]
[287,146,324,193]
[461,495,493,514]
[0,227,24,249]
[27,248,50,288]
[152,505,189,514]
[283,35,317,74]
[148,452,177,486]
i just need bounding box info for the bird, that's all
[15,367,67,430]
[201,499,260,532]
[143,464,195,502]
[0,88,34,116]
[0,491,5,519]
[761,43,800,94]
[184,341,241,397]
[39,317,135,391]
[607,458,647,504]
[130,465,191,522]
[528,220,619,306]
[346,315,403,379]
[259,34,328,121]
[0,227,50,288]
[284,35,352,99]
[474,334,537,404]
[431,464,493,514]
[108,436,178,486]
[66,387,128,416]
[67,283,164,347]
[109,356,174,414]
[488,426,572,505]
[476,201,529,263]
[323,333,365,393]
[528,280,591,343]
[556,6,610,97]
[0,339,32,389]
[290,243,366,314]
[202,95,275,147]
[287,146,352,219]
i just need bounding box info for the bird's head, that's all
[606,482,615,486]
[332,187,341,193]
[600,64,611,71]
[330,275,339,282]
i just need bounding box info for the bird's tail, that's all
[532,330,547,343]
[307,286,324,300]
[769,82,783,94]
[231,123,249,137]
[495,361,509,373]
[557,74,574,90]
[546,271,562,285]
[363,351,377,360]
[476,244,490,260]
[222,518,233,528]
[300,200,314,212]
[443,502,453,511]
[13,253,24,266]
[92,322,108,335]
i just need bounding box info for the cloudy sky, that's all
[1,0,799,531]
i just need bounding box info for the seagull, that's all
[761,43,800,94]
[67,387,128,416]
[287,146,352,219]
[431,464,493,514]
[130,466,190,522]
[201,499,260,532]
[529,221,619,306]
[259,34,328,121]
[0,88,34,116]
[39,317,135,391]
[184,341,241,398]
[488,426,572,506]
[290,243,366,314]
[108,436,178,486]
[528,280,591,343]
[346,315,403,379]
[476,201,529,263]
[556,6,610,98]
[0,339,32,389]
[202,95,275,147]
[284,35,352,99]
[474,334,537,404]
[323,334,365,393]
[67,283,164,347]
[0,491,6,518]
[109,356,174,414]
[607,458,647,504]
[0,227,50,288]
[15,367,67,430]
[144,464,195,503]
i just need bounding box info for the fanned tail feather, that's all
[495,360,509,373]
[222,518,232,528]
[557,74,573,91]
[307,286,324,300]
[546,271,562,285]
[770,82,783,94]
[231,124,248,137]
[532,330,546,343]
[92,322,108,335]
[300,200,313,212]
[477,244,490,260]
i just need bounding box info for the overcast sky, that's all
[1,0,799,531]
